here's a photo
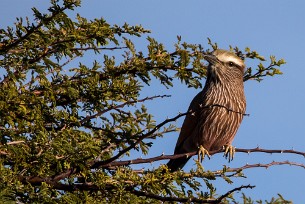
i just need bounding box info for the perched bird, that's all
[167,49,246,172]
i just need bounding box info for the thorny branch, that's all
[99,147,305,168]
[219,161,305,178]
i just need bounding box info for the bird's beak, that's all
[203,53,221,82]
[203,54,219,65]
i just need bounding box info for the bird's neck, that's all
[203,76,246,112]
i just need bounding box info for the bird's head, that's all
[204,49,245,83]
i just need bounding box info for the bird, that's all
[167,49,246,172]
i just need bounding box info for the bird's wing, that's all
[174,90,203,154]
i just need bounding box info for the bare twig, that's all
[203,104,250,116]
[234,147,305,157]
[6,141,25,145]
[80,95,171,124]
[225,161,305,173]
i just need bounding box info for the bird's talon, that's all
[223,145,235,162]
[198,145,210,162]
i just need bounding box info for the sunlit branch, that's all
[225,161,305,173]
[99,147,305,168]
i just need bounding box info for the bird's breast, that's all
[197,82,246,150]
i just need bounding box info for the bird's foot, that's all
[223,145,235,162]
[198,145,211,163]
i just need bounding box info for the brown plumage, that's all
[167,49,246,171]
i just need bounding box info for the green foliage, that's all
[0,0,287,203]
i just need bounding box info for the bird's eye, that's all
[228,61,235,67]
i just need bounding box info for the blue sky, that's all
[1,0,305,202]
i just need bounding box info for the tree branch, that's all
[215,184,255,203]
[243,64,275,82]
[80,94,171,124]
[71,46,127,51]
[129,184,255,203]
[18,172,253,204]
[0,3,74,53]
[234,147,305,157]
[0,2,76,85]
[223,161,305,175]
[90,111,189,169]
[99,147,305,168]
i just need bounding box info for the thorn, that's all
[161,152,164,156]
[247,151,250,155]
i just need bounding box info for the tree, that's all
[0,0,297,203]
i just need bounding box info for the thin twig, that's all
[215,184,255,202]
[80,95,171,124]
[243,64,275,82]
[225,161,305,173]
[6,141,25,145]
[71,46,127,51]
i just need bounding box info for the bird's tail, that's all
[166,157,191,172]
